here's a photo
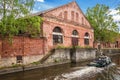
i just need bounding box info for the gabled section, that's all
[34,1,92,29]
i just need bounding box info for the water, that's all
[0,62,90,80]
[0,55,120,80]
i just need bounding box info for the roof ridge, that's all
[32,1,76,16]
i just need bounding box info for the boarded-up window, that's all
[64,11,68,20]
[76,13,79,22]
[71,11,74,21]
[59,12,62,18]
[72,30,79,46]
[82,17,84,25]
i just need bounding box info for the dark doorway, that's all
[72,37,78,46]
[71,30,79,46]
[115,41,119,48]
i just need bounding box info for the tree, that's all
[86,4,119,43]
[0,0,42,40]
[116,4,120,30]
[116,4,120,14]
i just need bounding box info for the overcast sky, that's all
[33,0,120,28]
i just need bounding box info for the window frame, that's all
[84,32,90,45]
[71,30,79,46]
[52,27,63,45]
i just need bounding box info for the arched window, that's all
[72,30,79,46]
[84,32,89,45]
[72,30,78,36]
[53,27,63,45]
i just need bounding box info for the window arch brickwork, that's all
[72,30,79,46]
[53,27,63,45]
[84,32,89,45]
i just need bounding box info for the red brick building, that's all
[34,1,94,52]
[0,1,94,67]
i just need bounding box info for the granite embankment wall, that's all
[0,48,120,76]
[41,48,96,64]
[0,48,96,75]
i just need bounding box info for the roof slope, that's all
[32,1,93,29]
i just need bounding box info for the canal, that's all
[0,54,120,80]
[0,61,90,80]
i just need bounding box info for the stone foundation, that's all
[44,49,70,63]
[0,55,43,68]
[71,48,96,62]
[23,55,44,65]
[0,48,96,68]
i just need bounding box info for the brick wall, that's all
[40,1,94,51]
[1,36,44,58]
[44,2,91,29]
[42,19,94,51]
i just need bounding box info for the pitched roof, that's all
[32,1,76,16]
[31,1,93,29]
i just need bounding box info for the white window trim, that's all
[84,36,89,39]
[72,35,79,37]
[52,32,63,35]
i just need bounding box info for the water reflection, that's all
[0,62,90,80]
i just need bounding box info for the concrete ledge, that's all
[0,61,70,75]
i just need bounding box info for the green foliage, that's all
[54,58,60,63]
[86,4,119,43]
[0,0,34,18]
[0,0,43,40]
[17,16,43,37]
[31,61,40,65]
[116,4,120,15]
[84,46,92,49]
[73,46,82,49]
[55,45,92,49]
[12,63,22,67]
[55,44,68,49]
[116,4,120,31]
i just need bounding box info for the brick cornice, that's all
[43,15,93,30]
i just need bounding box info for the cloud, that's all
[112,14,120,22]
[109,9,120,30]
[32,2,54,13]
[109,9,120,22]
[109,9,119,15]
[35,0,44,2]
